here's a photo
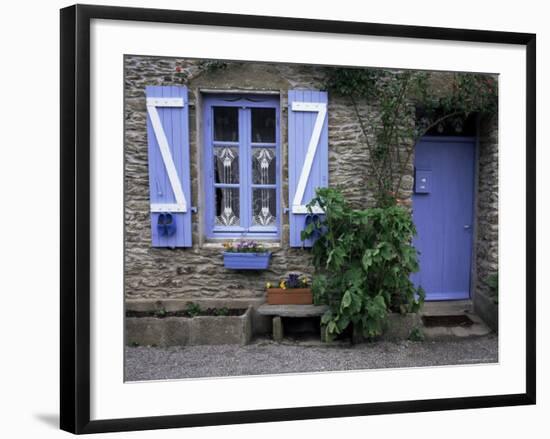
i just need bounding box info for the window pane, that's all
[214,147,239,184]
[251,108,276,143]
[213,107,238,141]
[215,188,240,226]
[252,148,276,185]
[252,188,276,226]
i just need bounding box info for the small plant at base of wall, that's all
[213,307,230,316]
[487,272,499,304]
[186,302,201,317]
[154,308,167,318]
[409,327,425,342]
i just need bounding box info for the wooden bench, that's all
[257,304,329,342]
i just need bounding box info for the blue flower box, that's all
[223,252,272,270]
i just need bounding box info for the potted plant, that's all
[266,273,313,305]
[223,240,271,270]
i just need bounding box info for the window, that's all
[203,95,280,238]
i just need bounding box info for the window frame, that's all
[202,94,281,240]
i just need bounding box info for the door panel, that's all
[412,137,475,301]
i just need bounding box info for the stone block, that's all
[383,313,422,340]
[272,316,284,342]
[352,313,421,343]
[473,291,499,332]
[125,306,252,346]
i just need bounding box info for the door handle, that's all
[464,225,472,230]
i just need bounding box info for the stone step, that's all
[421,300,473,316]
[422,321,492,340]
[420,301,492,340]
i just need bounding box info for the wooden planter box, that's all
[266,288,313,305]
[223,252,271,270]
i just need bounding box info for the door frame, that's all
[413,134,479,301]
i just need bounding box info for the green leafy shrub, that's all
[302,188,424,341]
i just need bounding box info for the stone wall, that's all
[124,55,497,313]
[473,114,499,329]
[124,56,383,303]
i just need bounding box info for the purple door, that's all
[412,136,476,301]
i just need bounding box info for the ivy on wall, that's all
[326,68,498,207]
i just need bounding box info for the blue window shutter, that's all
[288,90,329,247]
[145,86,192,247]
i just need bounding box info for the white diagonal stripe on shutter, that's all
[291,101,327,214]
[146,98,187,213]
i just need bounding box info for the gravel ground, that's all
[125,334,498,381]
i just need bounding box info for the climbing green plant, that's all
[302,188,424,341]
[326,68,497,207]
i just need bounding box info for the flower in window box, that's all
[222,240,271,269]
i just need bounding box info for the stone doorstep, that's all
[421,321,492,340]
[420,300,492,340]
[422,300,473,316]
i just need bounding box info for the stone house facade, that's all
[124,55,498,329]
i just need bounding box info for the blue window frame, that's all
[203,95,280,239]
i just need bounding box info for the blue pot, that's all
[223,252,272,270]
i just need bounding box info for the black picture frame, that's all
[60,4,536,434]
